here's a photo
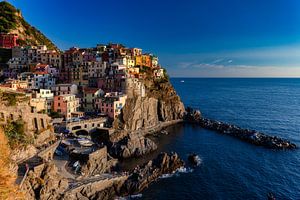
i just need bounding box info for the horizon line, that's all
[170,77,300,78]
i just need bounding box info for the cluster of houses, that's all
[0,35,165,123]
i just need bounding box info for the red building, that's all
[0,33,18,48]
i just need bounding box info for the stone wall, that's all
[125,78,145,98]
[0,101,51,135]
[66,117,107,134]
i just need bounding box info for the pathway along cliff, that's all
[184,107,297,150]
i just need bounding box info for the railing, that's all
[19,163,29,188]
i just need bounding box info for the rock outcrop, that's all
[120,152,184,195]
[118,79,185,131]
[22,162,68,200]
[69,146,118,176]
[110,134,157,159]
[122,96,159,131]
[63,176,128,200]
[185,108,297,150]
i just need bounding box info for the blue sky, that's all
[6,0,300,77]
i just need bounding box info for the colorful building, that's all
[53,94,80,119]
[95,92,127,119]
[135,54,152,67]
[0,33,18,48]
[82,87,104,112]
[131,48,142,56]
[31,89,54,113]
[33,71,56,89]
[116,56,135,67]
[30,97,47,113]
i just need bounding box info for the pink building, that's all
[95,92,127,119]
[0,33,18,48]
[53,94,79,119]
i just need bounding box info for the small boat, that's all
[77,138,94,147]
[180,80,185,83]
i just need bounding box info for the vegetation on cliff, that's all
[3,119,33,149]
[0,1,59,51]
[0,90,29,106]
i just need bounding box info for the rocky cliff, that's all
[0,1,59,50]
[120,152,184,195]
[22,163,68,200]
[110,134,157,158]
[117,76,185,131]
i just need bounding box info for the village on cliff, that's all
[0,31,187,199]
[0,33,166,121]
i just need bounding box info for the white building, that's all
[116,56,135,67]
[33,72,56,89]
[32,89,54,113]
[51,83,78,96]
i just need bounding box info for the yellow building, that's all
[30,97,47,113]
[135,55,142,66]
[128,67,139,74]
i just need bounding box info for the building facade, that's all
[53,94,80,119]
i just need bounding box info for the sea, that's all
[135,78,300,200]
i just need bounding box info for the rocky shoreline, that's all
[185,107,297,150]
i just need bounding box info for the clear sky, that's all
[6,0,300,77]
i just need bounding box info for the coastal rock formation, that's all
[185,108,297,150]
[120,152,184,195]
[110,134,157,158]
[63,176,128,200]
[118,78,185,131]
[21,162,68,200]
[122,96,159,131]
[70,146,110,176]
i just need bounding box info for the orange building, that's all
[135,54,152,67]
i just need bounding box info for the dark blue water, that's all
[141,78,300,200]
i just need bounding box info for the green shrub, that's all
[3,119,32,148]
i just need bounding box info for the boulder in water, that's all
[188,153,201,166]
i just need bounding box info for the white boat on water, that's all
[180,80,185,83]
[77,138,94,147]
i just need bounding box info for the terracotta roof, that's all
[34,71,49,75]
[36,64,48,68]
[83,87,100,94]
[0,84,12,88]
